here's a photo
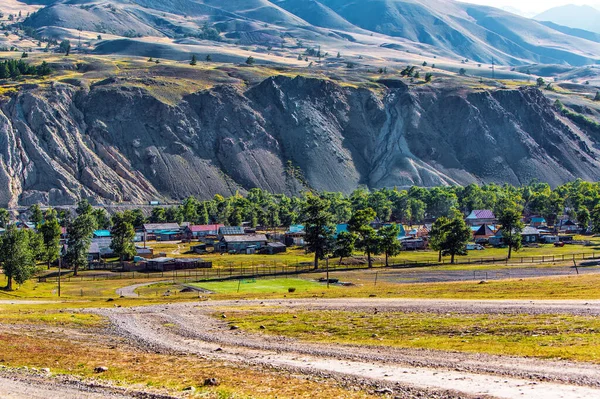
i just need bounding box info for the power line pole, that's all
[491,57,495,79]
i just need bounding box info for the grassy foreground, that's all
[223,309,600,363]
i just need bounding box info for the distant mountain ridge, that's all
[18,0,600,66]
[534,4,600,34]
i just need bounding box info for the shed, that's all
[521,226,541,243]
[220,234,268,253]
[266,242,287,254]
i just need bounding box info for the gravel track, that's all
[0,370,178,399]
[98,298,600,399]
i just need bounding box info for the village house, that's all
[285,225,305,246]
[472,224,496,243]
[185,224,224,239]
[220,234,268,254]
[557,220,579,233]
[529,217,547,228]
[218,226,246,238]
[521,226,541,244]
[143,223,182,241]
[465,210,496,226]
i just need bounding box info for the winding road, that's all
[97,298,600,399]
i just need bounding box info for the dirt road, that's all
[0,371,176,399]
[98,298,600,399]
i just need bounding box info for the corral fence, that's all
[37,251,600,284]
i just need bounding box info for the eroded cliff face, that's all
[0,75,598,206]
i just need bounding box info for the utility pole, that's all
[491,57,495,79]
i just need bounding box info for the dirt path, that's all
[115,281,169,298]
[0,372,176,399]
[98,299,600,399]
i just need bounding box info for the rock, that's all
[259,325,266,330]
[183,386,196,392]
[204,378,219,386]
[106,298,114,302]
[94,366,109,373]
[375,387,394,395]
[214,347,223,352]
[230,325,239,330]
[478,280,488,284]
[221,314,227,319]
[371,333,379,338]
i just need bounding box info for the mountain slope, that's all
[1,75,599,207]
[19,0,600,66]
[535,5,600,34]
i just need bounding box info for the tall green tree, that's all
[29,204,43,226]
[110,212,136,264]
[438,216,471,264]
[93,208,111,230]
[348,208,380,268]
[76,199,93,216]
[65,213,97,276]
[0,208,9,227]
[378,223,402,267]
[577,207,591,230]
[39,209,61,269]
[429,217,450,262]
[333,231,356,266]
[302,194,335,270]
[150,207,166,223]
[27,229,44,262]
[498,204,524,259]
[591,204,600,234]
[0,225,35,291]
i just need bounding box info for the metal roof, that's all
[222,234,268,243]
[144,223,180,231]
[466,210,496,219]
[219,226,245,235]
[188,224,224,232]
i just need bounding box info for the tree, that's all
[93,208,111,230]
[182,196,199,223]
[429,217,449,262]
[65,213,96,276]
[595,91,600,101]
[0,225,35,291]
[348,208,380,268]
[59,40,71,55]
[39,209,61,269]
[438,216,471,264]
[21,52,27,58]
[110,212,136,264]
[29,204,43,226]
[150,207,166,223]
[591,204,600,234]
[190,54,197,66]
[76,199,93,216]
[206,54,212,62]
[36,61,52,76]
[575,207,590,230]
[302,194,335,270]
[425,73,433,82]
[245,56,255,65]
[536,77,545,87]
[27,229,44,262]
[333,231,356,266]
[458,68,466,76]
[0,208,9,227]
[378,224,402,267]
[498,205,524,259]
[130,209,146,228]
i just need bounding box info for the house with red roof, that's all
[185,224,224,239]
[465,210,496,226]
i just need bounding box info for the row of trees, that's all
[0,59,52,79]
[127,180,600,232]
[0,200,138,289]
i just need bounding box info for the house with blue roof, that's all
[93,230,111,238]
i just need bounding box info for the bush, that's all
[288,287,296,293]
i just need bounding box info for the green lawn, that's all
[223,309,600,363]
[189,278,328,294]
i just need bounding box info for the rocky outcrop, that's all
[0,76,599,207]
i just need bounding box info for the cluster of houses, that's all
[463,210,579,247]
[143,223,287,255]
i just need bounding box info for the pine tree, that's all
[0,225,35,291]
[190,54,197,66]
